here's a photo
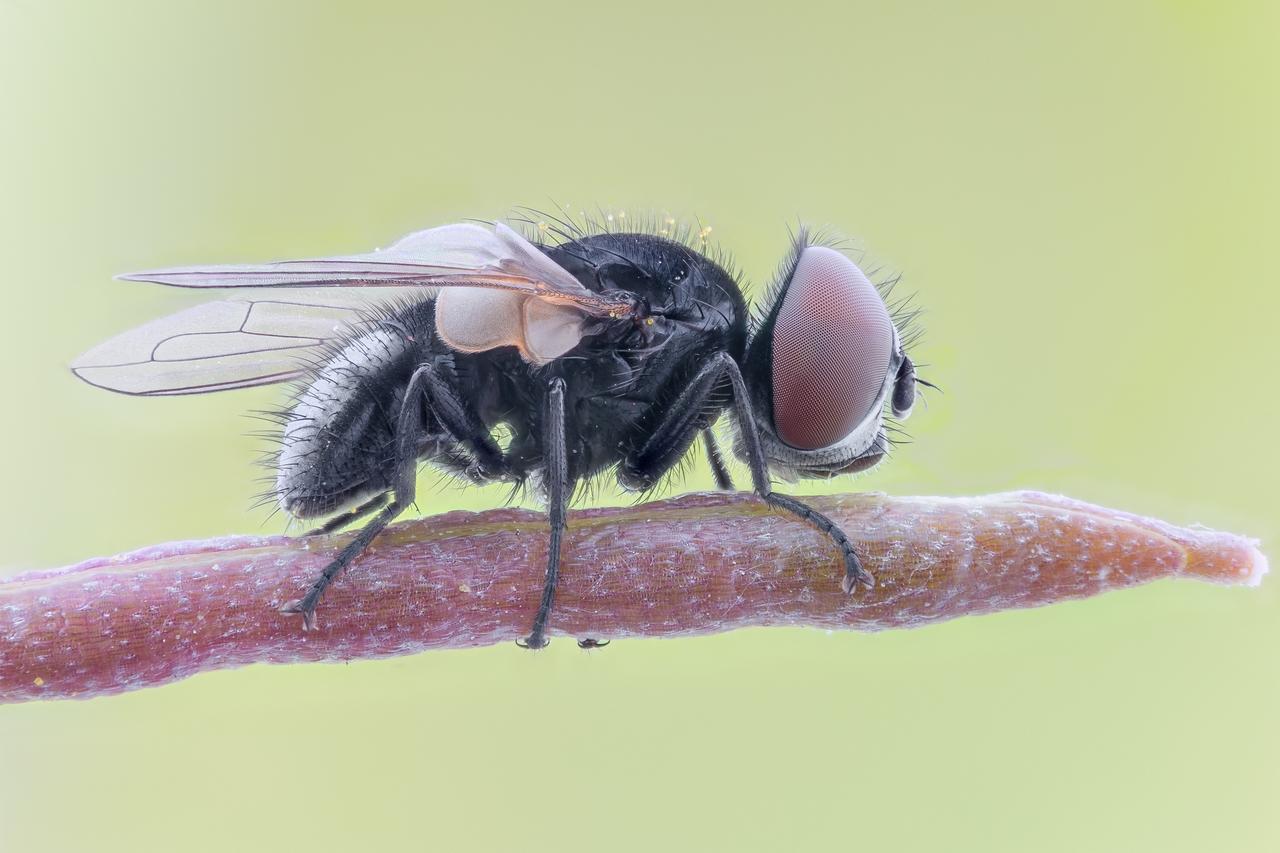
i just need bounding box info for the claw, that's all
[576,638,610,649]
[516,634,549,650]
[280,599,319,631]
[841,565,875,595]
[464,457,509,485]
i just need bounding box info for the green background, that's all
[2,1,1276,851]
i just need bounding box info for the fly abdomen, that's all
[275,319,426,519]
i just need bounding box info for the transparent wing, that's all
[117,222,635,318]
[70,295,371,396]
[73,222,640,395]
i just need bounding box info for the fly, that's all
[71,213,927,649]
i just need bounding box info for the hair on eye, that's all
[751,224,924,351]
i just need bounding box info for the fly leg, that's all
[719,355,873,592]
[517,377,573,650]
[620,352,873,593]
[419,360,508,482]
[305,493,390,536]
[702,427,734,490]
[280,365,434,629]
[282,364,506,630]
[619,353,738,492]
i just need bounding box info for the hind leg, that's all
[282,364,505,629]
[305,493,390,536]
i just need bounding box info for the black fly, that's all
[71,213,925,649]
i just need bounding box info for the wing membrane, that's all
[70,297,365,396]
[75,222,638,396]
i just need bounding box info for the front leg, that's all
[517,377,574,650]
[620,352,873,593]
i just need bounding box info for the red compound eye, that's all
[770,246,894,450]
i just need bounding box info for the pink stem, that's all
[1,491,1266,703]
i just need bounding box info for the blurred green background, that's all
[2,1,1276,851]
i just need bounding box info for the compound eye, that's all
[771,246,894,450]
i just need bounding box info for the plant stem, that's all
[0,491,1266,704]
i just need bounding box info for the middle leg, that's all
[517,377,575,650]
